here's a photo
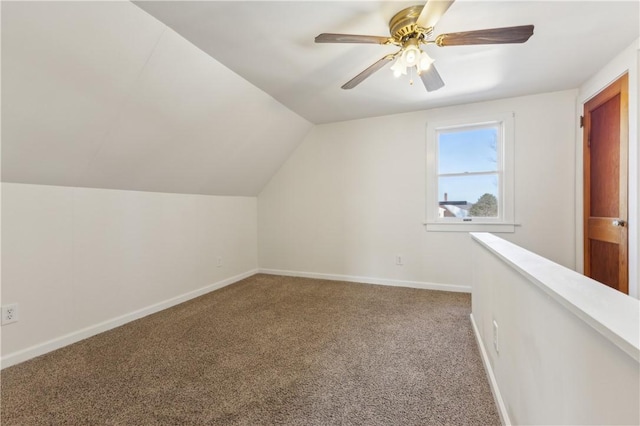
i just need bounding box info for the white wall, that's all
[576,38,640,298]
[258,90,578,289]
[471,233,639,425]
[1,183,258,366]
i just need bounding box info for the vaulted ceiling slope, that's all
[135,1,639,124]
[1,1,313,196]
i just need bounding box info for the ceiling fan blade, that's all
[315,33,392,44]
[420,64,445,92]
[342,54,395,90]
[416,0,455,30]
[436,25,534,46]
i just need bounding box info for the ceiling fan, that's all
[315,0,534,92]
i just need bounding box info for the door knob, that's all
[612,219,626,227]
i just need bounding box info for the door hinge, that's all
[580,115,584,128]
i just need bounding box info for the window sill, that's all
[424,222,517,233]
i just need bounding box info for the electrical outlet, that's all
[2,304,19,325]
[396,255,403,265]
[493,319,499,354]
[216,256,223,267]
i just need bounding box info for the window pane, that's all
[438,126,498,174]
[438,174,499,218]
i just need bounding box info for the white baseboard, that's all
[259,268,471,293]
[1,269,259,369]
[2,269,466,369]
[470,313,511,426]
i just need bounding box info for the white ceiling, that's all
[1,1,312,196]
[2,1,638,197]
[134,1,640,124]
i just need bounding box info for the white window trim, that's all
[425,112,516,232]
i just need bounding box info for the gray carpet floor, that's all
[1,274,500,425]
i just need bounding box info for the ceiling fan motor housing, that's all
[389,5,432,42]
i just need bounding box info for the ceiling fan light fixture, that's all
[402,44,421,67]
[418,51,434,72]
[390,57,407,77]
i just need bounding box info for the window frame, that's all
[425,112,516,233]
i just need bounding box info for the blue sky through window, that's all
[437,126,498,204]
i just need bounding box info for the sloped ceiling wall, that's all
[1,1,313,196]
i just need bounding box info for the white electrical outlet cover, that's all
[2,304,19,325]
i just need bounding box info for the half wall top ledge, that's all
[471,232,640,362]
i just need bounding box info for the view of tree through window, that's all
[437,124,500,219]
[469,193,498,217]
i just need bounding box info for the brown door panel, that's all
[587,218,623,244]
[583,73,628,294]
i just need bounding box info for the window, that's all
[425,113,515,232]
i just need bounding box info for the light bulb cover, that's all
[418,51,434,72]
[390,57,407,76]
[402,45,420,67]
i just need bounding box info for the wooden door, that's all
[583,73,628,294]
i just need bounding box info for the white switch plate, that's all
[493,319,499,353]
